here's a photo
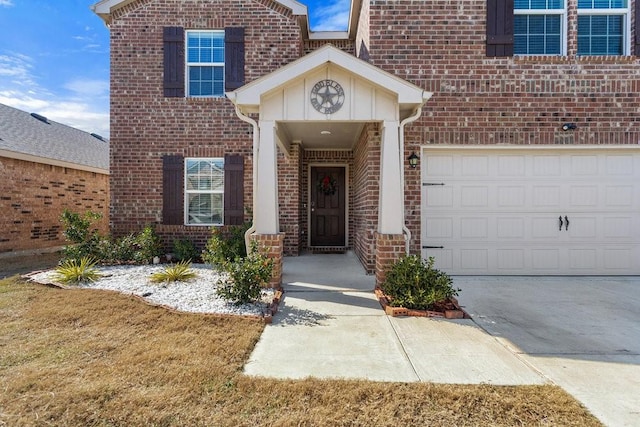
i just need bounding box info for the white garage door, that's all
[421,148,640,275]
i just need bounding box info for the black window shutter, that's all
[163,27,185,97]
[162,155,184,225]
[635,0,640,55]
[486,0,514,57]
[225,27,245,91]
[224,154,244,225]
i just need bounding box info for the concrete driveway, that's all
[456,276,640,427]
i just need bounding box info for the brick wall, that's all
[0,157,109,255]
[277,142,302,256]
[366,0,640,255]
[352,123,380,273]
[108,0,304,246]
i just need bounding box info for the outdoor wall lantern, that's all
[408,152,420,168]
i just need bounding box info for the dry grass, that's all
[0,277,603,427]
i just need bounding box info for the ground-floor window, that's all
[185,158,224,225]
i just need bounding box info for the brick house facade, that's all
[0,103,109,257]
[94,0,640,281]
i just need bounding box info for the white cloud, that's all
[0,0,14,7]
[64,78,109,97]
[0,52,110,138]
[311,0,350,32]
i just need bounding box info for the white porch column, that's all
[378,120,404,234]
[254,120,279,234]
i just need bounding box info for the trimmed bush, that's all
[202,223,251,268]
[216,242,273,305]
[173,238,200,262]
[380,255,459,310]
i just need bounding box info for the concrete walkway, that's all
[245,253,640,427]
[244,252,546,384]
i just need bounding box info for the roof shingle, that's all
[0,103,109,172]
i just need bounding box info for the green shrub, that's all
[202,223,251,268]
[173,238,200,262]
[216,242,273,305]
[150,260,197,283]
[380,255,459,310]
[133,225,162,264]
[60,210,102,261]
[54,257,102,284]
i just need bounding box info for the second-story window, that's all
[577,0,629,55]
[514,0,565,55]
[186,30,225,97]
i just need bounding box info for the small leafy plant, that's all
[380,255,459,310]
[60,209,103,261]
[202,223,251,268]
[150,260,197,283]
[54,257,102,284]
[173,238,200,262]
[216,242,273,305]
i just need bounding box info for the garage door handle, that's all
[564,215,569,231]
[559,216,563,231]
[423,245,444,249]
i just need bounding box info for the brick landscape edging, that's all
[374,287,470,319]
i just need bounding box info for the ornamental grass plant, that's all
[53,256,102,284]
[149,260,198,283]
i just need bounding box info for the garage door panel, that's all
[425,155,454,176]
[532,186,561,207]
[461,156,489,176]
[533,155,562,176]
[496,217,525,238]
[497,249,525,270]
[460,186,489,207]
[570,155,598,175]
[460,217,488,238]
[605,186,633,206]
[532,249,560,270]
[498,156,526,176]
[421,149,640,275]
[498,186,526,206]
[425,186,453,207]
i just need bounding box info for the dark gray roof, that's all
[0,103,109,172]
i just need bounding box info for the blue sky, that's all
[0,0,350,139]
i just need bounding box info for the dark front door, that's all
[310,166,346,247]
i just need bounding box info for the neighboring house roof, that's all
[0,103,109,174]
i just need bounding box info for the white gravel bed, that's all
[28,264,275,317]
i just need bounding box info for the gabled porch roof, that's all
[227,44,431,120]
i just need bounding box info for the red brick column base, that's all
[249,233,284,289]
[375,233,406,288]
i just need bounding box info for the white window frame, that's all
[185,30,225,98]
[184,157,224,226]
[514,4,568,56]
[576,3,630,56]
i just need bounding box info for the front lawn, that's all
[0,277,602,426]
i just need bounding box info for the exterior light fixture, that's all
[408,152,419,168]
[562,123,577,131]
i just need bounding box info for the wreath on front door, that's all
[317,174,337,195]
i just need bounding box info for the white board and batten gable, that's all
[227,44,431,122]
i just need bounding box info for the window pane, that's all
[188,66,224,97]
[514,14,561,55]
[577,14,624,55]
[516,0,563,9]
[187,194,223,225]
[578,0,627,7]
